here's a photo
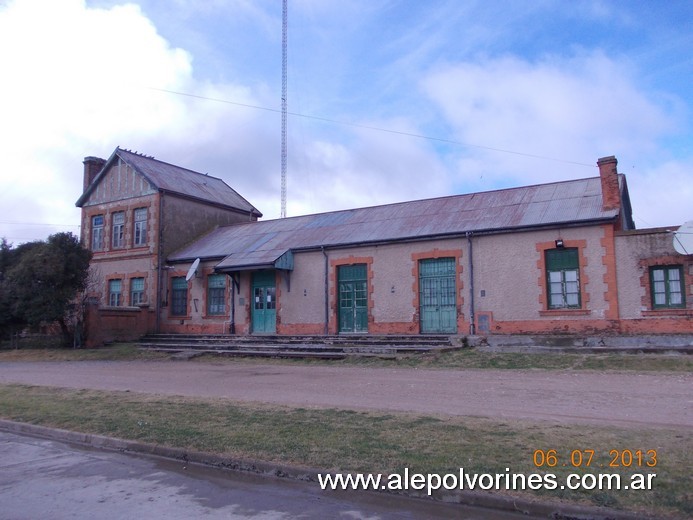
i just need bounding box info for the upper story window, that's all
[650,266,685,309]
[171,277,188,316]
[134,207,147,246]
[130,277,145,306]
[112,212,125,248]
[545,248,581,309]
[91,215,104,251]
[108,279,122,306]
[207,274,226,315]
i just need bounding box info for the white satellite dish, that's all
[673,221,693,256]
[185,258,201,282]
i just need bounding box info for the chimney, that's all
[83,156,106,192]
[597,155,620,211]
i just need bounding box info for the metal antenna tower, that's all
[280,0,288,218]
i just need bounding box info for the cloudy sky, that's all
[0,0,691,244]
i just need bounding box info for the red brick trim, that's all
[124,271,149,307]
[600,224,620,321]
[167,270,191,320]
[410,248,465,334]
[490,318,618,335]
[536,240,589,311]
[638,256,692,314]
[201,268,230,318]
[104,274,124,307]
[539,309,591,317]
[329,256,374,334]
[82,201,155,254]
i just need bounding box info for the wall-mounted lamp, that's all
[391,286,395,293]
[555,239,565,248]
[303,289,307,297]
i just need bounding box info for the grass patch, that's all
[2,339,691,372]
[0,384,689,518]
[0,343,168,362]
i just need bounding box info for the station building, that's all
[76,147,692,344]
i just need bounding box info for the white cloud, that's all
[0,0,453,239]
[420,52,691,226]
[0,0,195,242]
[0,0,689,245]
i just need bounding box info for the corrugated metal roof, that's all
[76,148,261,216]
[170,175,621,270]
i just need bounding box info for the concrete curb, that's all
[0,419,653,520]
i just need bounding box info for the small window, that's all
[91,215,104,251]
[545,248,581,309]
[171,277,188,316]
[130,277,145,306]
[112,212,125,248]
[650,266,685,309]
[108,279,122,307]
[207,274,226,315]
[133,208,147,246]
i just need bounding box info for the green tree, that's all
[3,233,92,346]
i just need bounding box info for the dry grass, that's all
[193,348,693,372]
[0,383,689,518]
[0,343,168,362]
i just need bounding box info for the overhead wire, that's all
[146,86,595,168]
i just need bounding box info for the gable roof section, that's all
[76,147,261,216]
[169,175,623,271]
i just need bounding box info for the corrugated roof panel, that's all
[169,175,621,267]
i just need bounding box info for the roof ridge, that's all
[116,147,226,183]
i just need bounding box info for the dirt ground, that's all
[0,361,690,428]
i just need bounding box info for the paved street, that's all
[0,431,534,519]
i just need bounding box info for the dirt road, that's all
[0,361,690,428]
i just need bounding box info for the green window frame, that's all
[130,277,145,306]
[545,248,581,309]
[108,279,122,307]
[171,277,188,316]
[650,266,685,309]
[207,274,226,315]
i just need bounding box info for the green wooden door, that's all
[252,271,276,333]
[419,258,457,333]
[338,264,368,333]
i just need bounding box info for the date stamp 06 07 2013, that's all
[532,449,657,469]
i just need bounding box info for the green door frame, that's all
[338,264,368,333]
[419,258,457,334]
[251,271,276,333]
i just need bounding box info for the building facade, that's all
[76,147,261,344]
[77,150,692,343]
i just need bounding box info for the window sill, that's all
[642,309,691,317]
[539,309,591,317]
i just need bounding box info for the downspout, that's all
[322,246,329,335]
[155,192,164,333]
[466,231,475,335]
[229,275,236,334]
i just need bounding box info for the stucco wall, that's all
[161,195,256,258]
[278,250,328,332]
[472,225,610,321]
[615,228,693,333]
[88,256,156,308]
